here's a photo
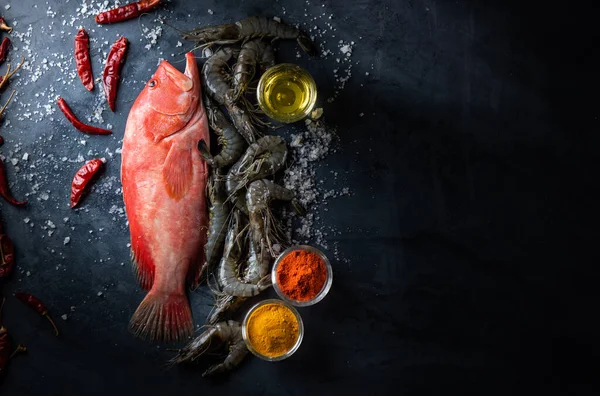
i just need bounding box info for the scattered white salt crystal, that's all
[311,108,323,120]
[97,291,103,297]
[70,306,76,312]
[61,314,68,321]
[207,9,214,15]
[64,237,71,245]
[22,153,29,161]
[47,220,56,229]
[10,158,18,166]
[4,5,10,10]
[176,41,182,47]
[273,16,282,22]
[359,112,364,117]
[26,271,31,276]
[39,192,49,200]
[24,218,30,224]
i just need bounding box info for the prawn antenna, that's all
[158,16,186,34]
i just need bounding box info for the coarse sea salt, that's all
[282,113,351,250]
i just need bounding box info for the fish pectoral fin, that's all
[163,145,194,200]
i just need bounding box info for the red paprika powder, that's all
[276,249,327,301]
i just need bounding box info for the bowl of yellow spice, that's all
[242,299,304,361]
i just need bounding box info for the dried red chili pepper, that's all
[0,298,10,374]
[56,97,112,135]
[0,37,10,65]
[0,234,15,278]
[95,0,161,25]
[1,297,25,377]
[74,28,94,91]
[70,158,105,208]
[0,158,26,207]
[103,36,128,112]
[14,292,59,336]
[0,16,12,33]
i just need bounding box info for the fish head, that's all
[137,53,202,141]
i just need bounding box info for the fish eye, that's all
[148,80,157,88]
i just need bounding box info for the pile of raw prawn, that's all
[171,16,316,376]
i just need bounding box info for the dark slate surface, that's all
[0,0,598,395]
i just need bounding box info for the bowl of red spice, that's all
[272,245,333,307]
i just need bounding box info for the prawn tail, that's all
[297,34,318,56]
[129,290,193,343]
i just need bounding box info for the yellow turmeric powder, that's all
[246,303,299,357]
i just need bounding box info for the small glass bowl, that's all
[242,299,304,362]
[271,245,333,307]
[256,63,317,124]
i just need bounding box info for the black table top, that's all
[0,1,597,395]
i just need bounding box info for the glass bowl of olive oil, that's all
[257,63,317,123]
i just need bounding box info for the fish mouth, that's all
[149,55,199,117]
[184,52,199,84]
[162,60,194,93]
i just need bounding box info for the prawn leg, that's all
[173,320,248,377]
[225,135,288,198]
[218,211,271,297]
[247,179,296,254]
[200,95,247,168]
[207,295,247,325]
[199,169,231,283]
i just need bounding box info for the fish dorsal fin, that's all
[162,144,193,200]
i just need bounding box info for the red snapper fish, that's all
[121,52,209,342]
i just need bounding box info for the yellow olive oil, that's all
[257,64,317,123]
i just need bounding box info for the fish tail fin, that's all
[129,290,193,343]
